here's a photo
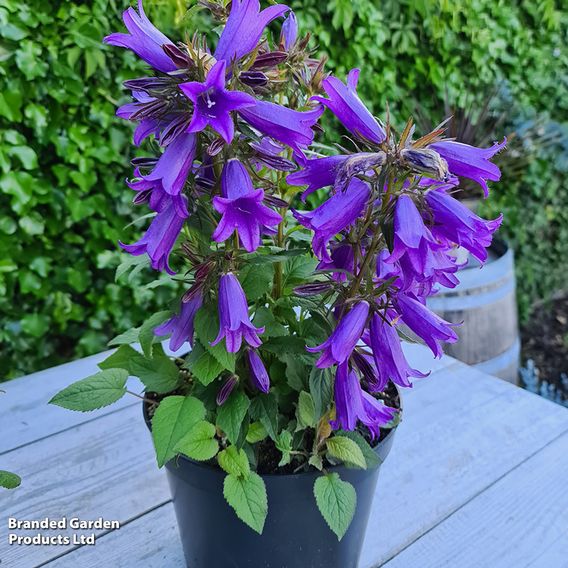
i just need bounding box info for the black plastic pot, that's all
[144,404,397,568]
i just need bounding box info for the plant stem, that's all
[127,390,157,405]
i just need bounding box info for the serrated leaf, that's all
[314,473,356,540]
[223,472,267,534]
[139,311,170,358]
[151,395,206,467]
[183,341,224,385]
[249,393,278,440]
[246,422,268,444]
[275,430,293,466]
[296,390,316,430]
[309,367,334,419]
[49,369,128,412]
[238,263,274,300]
[336,430,381,469]
[326,436,367,469]
[175,420,219,461]
[108,327,140,347]
[194,305,236,371]
[217,390,250,444]
[282,256,318,292]
[130,344,180,393]
[252,307,289,338]
[218,446,250,477]
[0,471,21,489]
[283,355,309,391]
[98,344,143,372]
[308,455,323,470]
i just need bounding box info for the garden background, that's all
[1,0,567,379]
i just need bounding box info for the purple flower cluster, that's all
[107,2,505,443]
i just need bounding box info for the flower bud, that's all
[280,12,298,50]
[216,376,239,406]
[400,148,449,181]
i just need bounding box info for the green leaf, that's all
[313,473,357,540]
[108,327,140,347]
[308,454,323,470]
[249,393,279,440]
[175,420,219,461]
[326,436,367,469]
[184,341,224,385]
[275,430,293,466]
[336,430,381,469]
[217,390,250,444]
[238,263,274,300]
[296,390,316,430]
[49,369,128,412]
[218,446,250,477]
[223,472,268,534]
[282,256,318,292]
[252,307,289,338]
[245,422,268,444]
[0,471,21,490]
[152,395,206,467]
[130,344,180,394]
[139,311,170,358]
[309,367,334,419]
[194,305,236,372]
[98,344,143,372]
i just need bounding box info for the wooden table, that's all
[1,343,568,568]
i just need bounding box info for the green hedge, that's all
[1,0,566,377]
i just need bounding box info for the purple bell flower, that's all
[280,11,298,50]
[429,139,506,197]
[287,155,350,201]
[104,0,177,73]
[154,294,203,351]
[214,0,289,63]
[120,199,187,275]
[212,159,282,252]
[396,293,458,358]
[127,132,197,217]
[211,272,265,353]
[292,178,370,261]
[368,313,427,390]
[179,60,256,144]
[240,101,324,156]
[426,188,503,263]
[312,69,386,144]
[247,349,270,393]
[316,242,355,282]
[307,301,369,368]
[330,362,396,440]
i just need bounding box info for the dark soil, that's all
[521,295,568,398]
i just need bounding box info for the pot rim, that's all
[143,386,401,478]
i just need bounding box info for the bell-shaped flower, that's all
[330,362,396,440]
[240,101,323,156]
[280,11,298,49]
[120,199,187,275]
[426,188,503,263]
[312,69,386,144]
[292,178,370,261]
[396,293,458,358]
[179,61,256,144]
[104,0,177,73]
[307,301,369,368]
[368,313,427,390]
[127,132,197,217]
[211,272,265,353]
[212,159,282,252]
[154,294,203,351]
[384,194,446,281]
[214,0,289,63]
[429,139,506,197]
[287,155,350,201]
[247,349,270,393]
[316,242,355,282]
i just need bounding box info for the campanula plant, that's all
[49,0,504,550]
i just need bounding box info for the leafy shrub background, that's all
[1,0,566,377]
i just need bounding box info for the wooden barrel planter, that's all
[427,239,520,384]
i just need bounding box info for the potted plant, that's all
[49,1,504,566]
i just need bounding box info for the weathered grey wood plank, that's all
[23,360,568,568]
[46,503,185,568]
[0,405,170,568]
[0,343,187,455]
[382,431,568,568]
[359,367,568,567]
